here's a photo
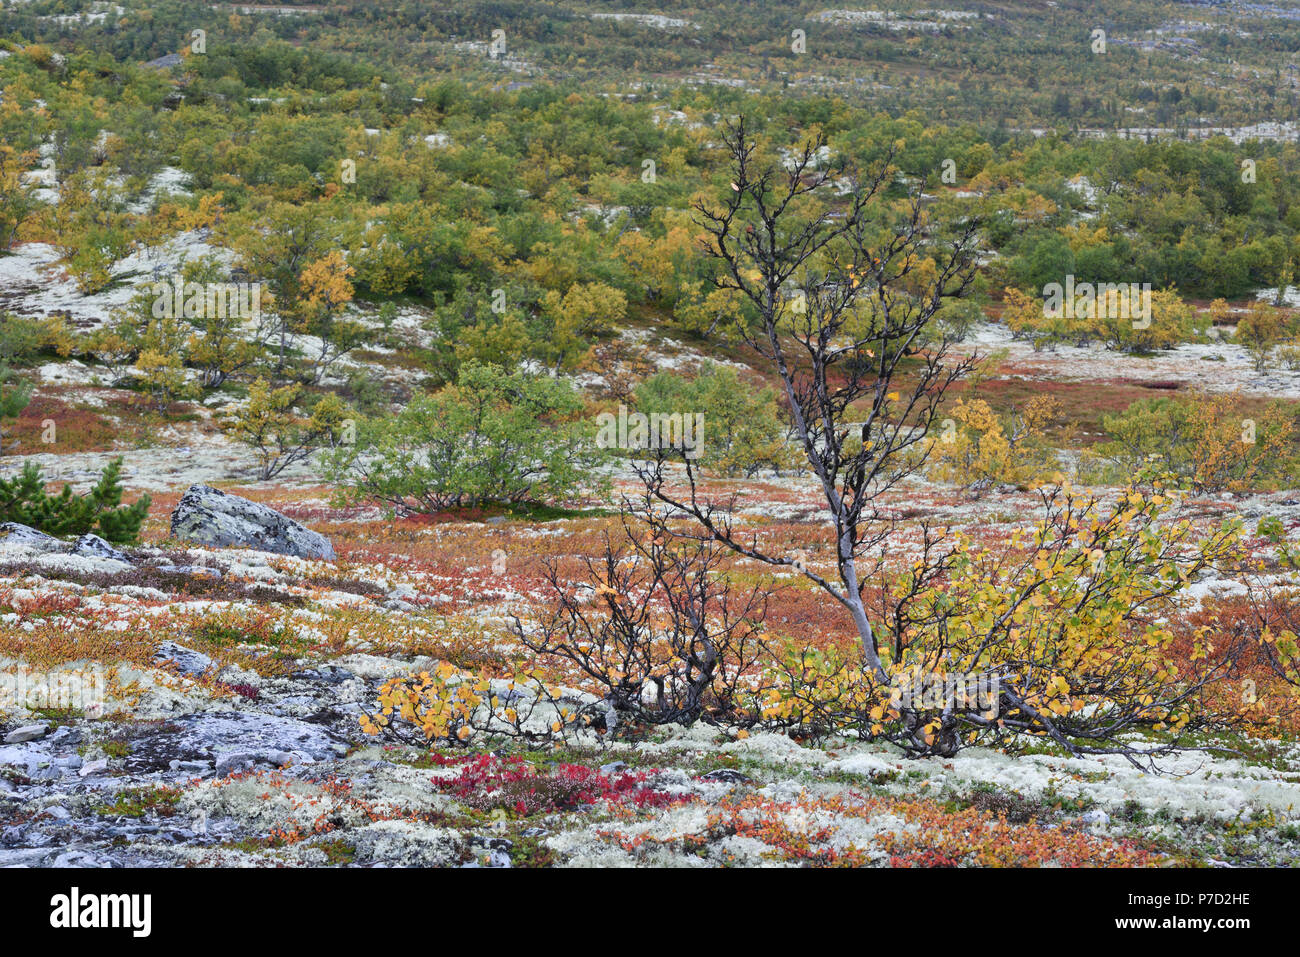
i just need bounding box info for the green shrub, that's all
[0,364,32,454]
[0,315,75,366]
[1090,392,1295,494]
[631,362,796,477]
[1257,515,1286,544]
[222,379,354,481]
[1003,286,1207,353]
[324,361,605,513]
[0,456,151,543]
[933,297,985,343]
[1234,301,1292,373]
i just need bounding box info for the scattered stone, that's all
[294,665,355,685]
[78,758,109,778]
[1079,808,1110,830]
[4,724,49,744]
[44,726,76,743]
[121,711,345,774]
[600,761,628,774]
[72,533,130,563]
[351,821,466,867]
[0,523,66,553]
[386,583,419,602]
[463,846,512,868]
[211,748,311,776]
[168,759,212,773]
[165,564,223,579]
[701,768,752,784]
[214,752,264,777]
[170,484,335,561]
[153,640,215,678]
[51,850,108,867]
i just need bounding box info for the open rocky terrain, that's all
[3,464,1300,868]
[5,0,1300,879]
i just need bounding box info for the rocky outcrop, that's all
[117,711,347,775]
[0,524,134,571]
[72,533,130,562]
[0,522,66,553]
[169,484,335,561]
[152,640,215,678]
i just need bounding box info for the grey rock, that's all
[1079,808,1110,829]
[44,726,78,746]
[266,750,309,768]
[51,850,109,867]
[170,484,335,561]
[292,666,354,685]
[119,711,343,775]
[701,768,751,785]
[0,848,59,866]
[167,759,212,773]
[0,523,67,553]
[107,823,159,836]
[463,847,512,868]
[4,723,49,744]
[178,564,222,579]
[212,748,311,776]
[600,761,628,775]
[213,752,262,777]
[153,640,214,678]
[160,563,223,579]
[72,534,130,562]
[0,744,39,775]
[144,52,183,69]
[78,758,109,777]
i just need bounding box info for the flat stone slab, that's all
[121,711,347,774]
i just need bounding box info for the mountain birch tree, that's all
[634,119,977,747]
[634,120,1245,760]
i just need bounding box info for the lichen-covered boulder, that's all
[169,484,335,561]
[72,533,130,562]
[0,523,134,574]
[0,522,68,554]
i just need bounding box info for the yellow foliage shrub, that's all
[926,396,1065,490]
